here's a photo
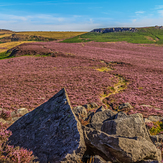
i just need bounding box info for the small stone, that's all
[12,117,20,122]
[118,102,133,110]
[11,108,29,118]
[17,108,29,116]
[0,118,7,124]
[73,105,87,120]
[147,116,162,122]
[144,118,152,123]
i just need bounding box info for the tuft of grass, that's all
[138,87,143,90]
[146,121,163,135]
[96,67,112,72]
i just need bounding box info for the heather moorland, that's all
[0,38,163,162]
[1,41,163,115]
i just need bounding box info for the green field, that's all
[62,27,163,44]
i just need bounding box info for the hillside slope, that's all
[62,26,163,44]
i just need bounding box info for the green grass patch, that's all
[149,121,163,135]
[96,67,112,72]
[0,52,12,60]
[62,27,163,44]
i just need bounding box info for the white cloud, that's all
[135,11,145,14]
[0,13,68,24]
[158,10,163,16]
[1,12,163,31]
[155,5,163,9]
[0,14,27,21]
[0,13,100,31]
[0,22,100,31]
[113,17,163,27]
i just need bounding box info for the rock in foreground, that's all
[7,88,86,163]
[83,126,161,163]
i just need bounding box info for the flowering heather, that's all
[0,41,163,116]
[0,109,11,120]
[0,123,34,162]
[36,41,163,116]
[0,40,163,160]
[0,54,117,111]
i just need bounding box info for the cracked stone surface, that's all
[7,88,86,163]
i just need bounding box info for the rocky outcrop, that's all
[155,26,163,29]
[7,88,86,163]
[5,88,163,163]
[101,113,151,141]
[83,126,161,163]
[90,109,117,130]
[82,107,162,162]
[91,27,137,33]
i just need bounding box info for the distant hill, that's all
[62,26,163,44]
[0,30,86,43]
[0,30,86,57]
[0,29,12,32]
[0,33,55,42]
[0,29,13,33]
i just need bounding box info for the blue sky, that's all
[0,0,163,31]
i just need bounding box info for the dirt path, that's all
[97,61,129,108]
[100,75,128,108]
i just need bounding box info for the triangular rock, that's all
[7,88,86,163]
